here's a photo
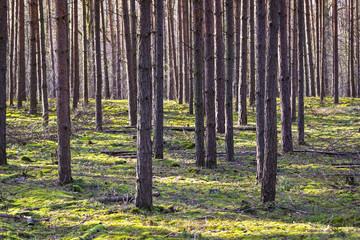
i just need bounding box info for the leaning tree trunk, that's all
[205,0,216,169]
[262,0,279,204]
[136,0,153,209]
[239,0,248,126]
[255,0,266,182]
[225,0,234,162]
[39,0,49,126]
[56,0,72,184]
[279,0,293,153]
[215,0,225,134]
[0,0,7,165]
[333,0,338,103]
[298,0,305,145]
[95,0,103,131]
[154,0,164,159]
[29,0,38,115]
[194,0,205,167]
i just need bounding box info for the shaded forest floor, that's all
[1,97,360,239]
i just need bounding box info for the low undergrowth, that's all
[1,97,359,239]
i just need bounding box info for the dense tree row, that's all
[1,0,359,208]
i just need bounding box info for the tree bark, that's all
[136,0,153,209]
[291,0,297,122]
[205,0,216,169]
[350,0,356,97]
[0,0,7,165]
[56,0,72,184]
[154,0,164,159]
[193,0,205,167]
[95,0,103,131]
[356,0,360,98]
[256,0,266,182]
[101,1,110,100]
[115,0,122,99]
[262,0,279,204]
[316,0,321,96]
[17,0,25,107]
[82,0,88,104]
[279,0,293,153]
[225,0,234,162]
[107,0,117,99]
[72,0,80,108]
[298,0,305,145]
[9,0,14,106]
[215,0,225,134]
[29,0,38,115]
[48,0,56,99]
[130,0,137,113]
[305,0,315,97]
[249,0,255,106]
[333,0,338,103]
[234,0,240,113]
[239,0,248,126]
[39,0,49,126]
[178,0,183,104]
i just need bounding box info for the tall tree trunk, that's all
[154,0,164,159]
[101,1,110,100]
[130,0,137,121]
[48,0,56,98]
[29,0,38,115]
[183,0,190,104]
[136,0,153,209]
[304,36,310,97]
[9,0,15,106]
[107,0,117,99]
[194,0,205,167]
[205,0,216,169]
[305,0,316,97]
[239,0,248,126]
[37,27,42,102]
[56,0,72,184]
[249,0,255,106]
[95,0,103,131]
[39,0,49,126]
[225,0,234,162]
[350,0,356,97]
[298,0,305,144]
[279,0,293,153]
[256,0,266,182]
[316,0,321,96]
[0,0,7,165]
[17,0,25,107]
[215,0,225,134]
[122,0,136,126]
[320,0,326,102]
[178,0,183,104]
[73,0,80,108]
[356,0,360,97]
[333,0,338,103]
[234,0,240,113]
[115,0,121,99]
[291,0,297,122]
[83,0,88,104]
[188,0,194,114]
[13,0,18,103]
[262,0,279,204]
[168,0,178,100]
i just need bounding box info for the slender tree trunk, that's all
[356,0,360,97]
[279,0,293,153]
[298,0,305,144]
[194,0,205,167]
[39,0,49,126]
[9,0,14,106]
[183,0,190,104]
[215,0,225,134]
[13,1,18,103]
[320,0,325,102]
[316,0,321,96]
[107,0,117,99]
[136,0,153,209]
[130,0,137,120]
[205,0,216,169]
[115,0,121,99]
[90,0,96,99]
[17,0,25,107]
[0,0,7,165]
[29,0,38,115]
[350,0,356,97]
[123,0,136,126]
[101,1,110,100]
[167,4,175,100]
[262,0,279,204]
[333,0,338,103]
[37,28,42,102]
[188,0,194,114]
[305,0,316,97]
[225,0,234,162]
[234,0,240,113]
[304,36,310,97]
[347,0,351,97]
[95,0,103,131]
[178,0,183,104]
[48,0,56,98]
[291,0,297,122]
[72,0,80,108]
[82,0,88,104]
[249,0,255,106]
[154,0,164,159]
[56,0,72,184]
[239,0,248,125]
[256,0,266,182]
[168,0,178,100]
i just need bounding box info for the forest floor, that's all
[1,97,360,239]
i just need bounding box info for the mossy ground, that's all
[1,97,360,239]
